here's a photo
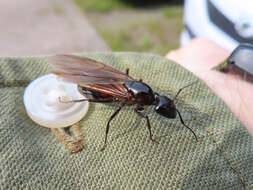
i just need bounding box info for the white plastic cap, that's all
[23,74,89,128]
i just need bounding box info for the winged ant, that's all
[49,55,198,151]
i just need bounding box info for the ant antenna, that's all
[173,81,198,101]
[176,108,198,141]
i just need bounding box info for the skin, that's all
[166,38,253,136]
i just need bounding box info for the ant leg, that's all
[176,109,198,142]
[125,68,143,82]
[59,98,88,103]
[59,97,114,103]
[134,108,158,144]
[126,68,129,76]
[100,103,126,151]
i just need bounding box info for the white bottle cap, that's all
[23,74,89,128]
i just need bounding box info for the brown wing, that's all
[48,54,135,85]
[48,54,136,97]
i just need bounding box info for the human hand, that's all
[166,38,253,135]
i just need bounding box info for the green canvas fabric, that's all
[0,52,252,190]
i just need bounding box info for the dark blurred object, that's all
[221,44,253,83]
[227,44,253,82]
[122,0,183,6]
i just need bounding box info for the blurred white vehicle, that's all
[181,0,253,50]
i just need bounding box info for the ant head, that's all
[154,81,198,119]
[154,95,177,119]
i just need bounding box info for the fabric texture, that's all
[0,52,252,190]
